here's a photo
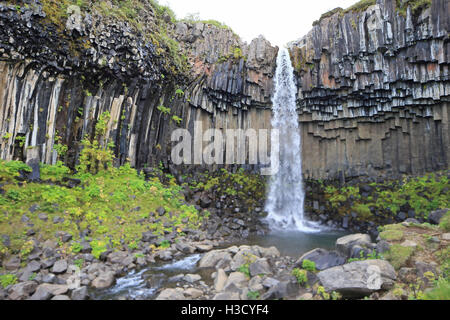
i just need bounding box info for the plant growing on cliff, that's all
[77,112,115,174]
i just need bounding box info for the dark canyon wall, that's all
[0,0,448,180]
[289,0,449,179]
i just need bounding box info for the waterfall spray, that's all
[265,48,319,233]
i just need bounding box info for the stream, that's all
[90,230,347,300]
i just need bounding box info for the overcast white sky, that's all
[162,0,358,46]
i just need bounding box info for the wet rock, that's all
[317,260,396,298]
[92,271,115,289]
[295,248,347,271]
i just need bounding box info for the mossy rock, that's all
[439,211,450,232]
[384,244,415,270]
[379,225,405,241]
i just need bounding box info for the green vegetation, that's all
[181,13,233,31]
[157,105,172,115]
[344,0,376,13]
[424,277,450,300]
[217,46,246,64]
[384,244,415,270]
[302,260,316,272]
[292,268,308,286]
[0,274,18,289]
[323,172,449,223]
[439,211,450,232]
[188,168,266,211]
[348,249,383,263]
[247,291,260,300]
[379,224,405,241]
[238,263,251,278]
[0,155,205,259]
[396,0,432,17]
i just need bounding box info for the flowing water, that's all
[265,48,320,233]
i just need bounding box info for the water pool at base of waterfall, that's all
[90,230,348,300]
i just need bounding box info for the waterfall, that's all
[265,48,319,233]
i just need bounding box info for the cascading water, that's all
[265,48,320,233]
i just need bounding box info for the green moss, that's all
[384,244,415,270]
[396,0,432,17]
[424,277,450,300]
[0,274,18,288]
[353,203,372,219]
[439,211,450,232]
[344,0,377,13]
[379,225,405,241]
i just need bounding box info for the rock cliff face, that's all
[289,0,449,179]
[0,0,448,180]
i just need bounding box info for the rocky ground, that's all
[1,208,448,300]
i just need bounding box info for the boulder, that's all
[71,286,89,300]
[198,250,231,269]
[51,260,68,274]
[156,288,186,300]
[336,234,372,258]
[295,248,347,271]
[184,288,203,299]
[249,258,271,277]
[261,280,300,300]
[51,295,71,300]
[37,284,69,296]
[213,292,240,300]
[4,256,21,270]
[429,209,448,225]
[8,281,37,300]
[183,274,201,283]
[91,271,115,289]
[223,272,248,292]
[214,269,228,292]
[29,286,52,300]
[317,260,396,298]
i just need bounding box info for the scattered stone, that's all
[317,260,396,298]
[9,281,37,300]
[29,286,52,300]
[299,293,313,300]
[400,240,418,248]
[26,260,41,273]
[91,271,115,289]
[184,288,203,299]
[199,250,231,268]
[38,213,48,221]
[37,284,69,296]
[156,207,166,216]
[213,292,240,300]
[51,295,71,300]
[183,274,201,283]
[429,209,448,225]
[41,258,56,269]
[248,276,264,292]
[71,286,89,300]
[156,288,185,300]
[442,233,450,241]
[223,272,248,292]
[336,234,372,258]
[4,256,21,270]
[376,241,391,254]
[142,231,157,243]
[214,269,228,292]
[52,260,68,274]
[295,248,346,271]
[249,258,271,277]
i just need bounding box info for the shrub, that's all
[292,268,308,285]
[302,259,316,272]
[0,274,17,288]
[439,211,450,232]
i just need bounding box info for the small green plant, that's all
[238,264,251,278]
[74,259,84,269]
[172,115,182,125]
[159,240,171,249]
[71,242,83,254]
[157,105,171,115]
[175,88,184,98]
[302,259,316,272]
[317,286,330,300]
[292,268,308,286]
[0,274,17,288]
[247,291,260,300]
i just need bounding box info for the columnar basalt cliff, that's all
[0,0,277,173]
[289,0,449,179]
[0,0,448,181]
